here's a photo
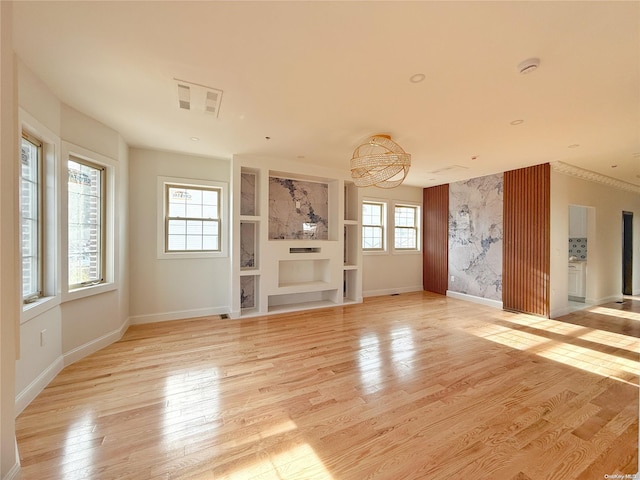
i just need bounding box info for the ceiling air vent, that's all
[174,78,223,117]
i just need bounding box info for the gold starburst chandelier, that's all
[350,134,411,188]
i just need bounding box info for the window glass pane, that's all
[395,206,415,227]
[168,235,186,251]
[202,205,217,219]
[202,220,218,235]
[186,220,203,236]
[185,235,203,250]
[21,136,41,299]
[395,228,417,249]
[202,190,218,206]
[166,184,221,252]
[362,226,383,249]
[68,158,103,287]
[186,203,203,218]
[362,203,382,226]
[168,219,186,235]
[168,202,186,218]
[202,235,218,250]
[187,188,202,204]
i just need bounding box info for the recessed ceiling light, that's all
[568,144,580,148]
[409,73,426,83]
[518,57,540,75]
[265,136,271,140]
[190,136,199,141]
[510,119,524,126]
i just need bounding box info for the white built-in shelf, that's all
[276,281,333,292]
[240,215,261,222]
[267,299,338,314]
[240,269,261,276]
[343,219,358,226]
[343,264,358,270]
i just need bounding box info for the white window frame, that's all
[21,132,43,303]
[157,176,228,260]
[67,156,106,290]
[392,203,421,253]
[20,109,61,324]
[62,142,118,302]
[362,199,387,254]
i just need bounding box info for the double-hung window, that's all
[362,201,386,251]
[394,204,420,250]
[165,184,221,252]
[68,156,105,289]
[21,133,43,302]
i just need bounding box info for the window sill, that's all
[21,296,61,324]
[157,251,228,260]
[363,250,389,256]
[64,281,117,302]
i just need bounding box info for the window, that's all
[394,204,419,250]
[165,184,221,252]
[362,201,386,251]
[68,156,105,289]
[21,133,43,302]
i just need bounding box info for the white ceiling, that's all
[12,1,640,188]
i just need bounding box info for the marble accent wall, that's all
[240,222,256,268]
[240,172,256,216]
[269,177,329,240]
[448,173,503,301]
[240,275,255,309]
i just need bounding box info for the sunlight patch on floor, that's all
[499,315,640,352]
[467,319,639,386]
[589,306,640,322]
[227,442,334,480]
[219,419,298,450]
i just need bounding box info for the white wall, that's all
[15,62,130,417]
[1,2,20,477]
[550,170,640,317]
[361,184,423,297]
[128,148,231,323]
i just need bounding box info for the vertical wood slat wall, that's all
[423,184,449,295]
[503,163,551,317]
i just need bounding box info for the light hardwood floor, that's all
[16,292,639,479]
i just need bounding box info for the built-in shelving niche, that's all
[234,160,362,317]
[240,170,258,216]
[240,275,258,314]
[240,221,258,270]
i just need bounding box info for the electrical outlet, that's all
[450,276,455,282]
[40,329,47,347]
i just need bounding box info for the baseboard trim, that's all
[15,355,64,417]
[3,462,20,480]
[129,307,229,325]
[446,290,503,310]
[3,442,20,480]
[363,285,423,298]
[586,295,621,306]
[63,318,130,367]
